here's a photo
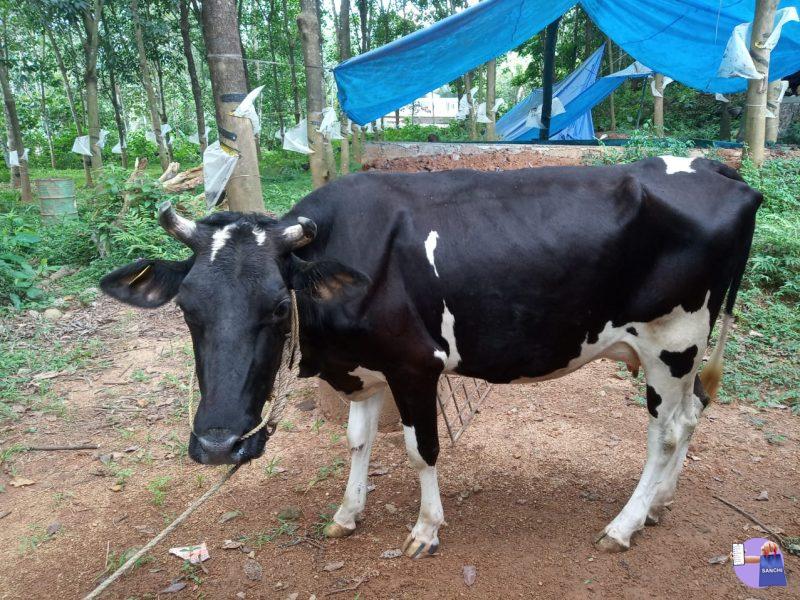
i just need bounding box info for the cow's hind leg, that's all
[324,389,384,537]
[597,331,708,552]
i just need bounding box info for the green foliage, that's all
[381,121,471,142]
[0,207,49,307]
[590,128,692,165]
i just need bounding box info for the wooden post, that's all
[765,80,783,143]
[720,102,732,140]
[653,73,665,136]
[485,59,497,141]
[202,0,265,211]
[744,0,779,166]
[540,18,561,140]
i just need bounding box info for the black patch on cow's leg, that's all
[694,375,710,408]
[646,385,663,418]
[626,327,638,336]
[659,345,698,378]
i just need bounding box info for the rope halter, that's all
[187,289,301,442]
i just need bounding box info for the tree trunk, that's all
[336,0,351,173]
[39,33,56,168]
[48,28,92,186]
[744,0,780,166]
[155,59,175,163]
[720,102,732,140]
[131,0,170,171]
[82,0,104,173]
[298,0,336,188]
[0,59,32,202]
[282,0,302,123]
[109,69,128,168]
[266,0,286,137]
[357,0,369,52]
[465,70,477,140]
[606,36,616,132]
[202,0,264,211]
[485,59,497,140]
[765,80,783,143]
[653,73,664,136]
[583,12,594,58]
[179,0,207,152]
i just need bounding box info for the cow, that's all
[100,156,761,556]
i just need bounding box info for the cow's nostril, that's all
[197,430,239,455]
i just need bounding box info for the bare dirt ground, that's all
[1,296,799,600]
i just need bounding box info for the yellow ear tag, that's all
[128,264,152,286]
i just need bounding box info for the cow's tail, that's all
[699,209,758,401]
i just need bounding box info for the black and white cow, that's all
[101,156,760,555]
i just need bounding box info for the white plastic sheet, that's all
[650,76,674,98]
[5,148,28,167]
[97,129,109,149]
[282,118,314,154]
[525,97,565,129]
[715,93,730,103]
[111,139,127,154]
[476,99,506,123]
[72,135,93,156]
[145,130,157,143]
[455,87,478,120]
[718,7,800,80]
[203,141,239,209]
[161,123,172,137]
[609,61,652,78]
[232,85,265,135]
[318,107,342,140]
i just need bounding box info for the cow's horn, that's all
[158,201,197,246]
[282,217,317,250]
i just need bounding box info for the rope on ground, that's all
[83,464,240,600]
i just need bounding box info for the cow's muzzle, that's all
[188,427,267,465]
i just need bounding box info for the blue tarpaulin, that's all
[496,44,606,141]
[334,0,800,125]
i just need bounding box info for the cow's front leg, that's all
[324,389,384,538]
[402,423,444,558]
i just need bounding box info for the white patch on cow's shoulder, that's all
[210,223,237,262]
[424,231,440,277]
[660,155,696,175]
[435,303,462,371]
[253,227,266,246]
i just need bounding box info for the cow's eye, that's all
[273,298,291,320]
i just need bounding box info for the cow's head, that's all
[100,203,368,465]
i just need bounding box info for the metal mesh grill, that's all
[436,375,492,443]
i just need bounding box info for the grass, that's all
[17,524,56,555]
[147,476,171,506]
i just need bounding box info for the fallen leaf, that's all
[219,510,241,524]
[709,555,728,565]
[323,561,344,572]
[380,549,402,559]
[9,477,35,488]
[222,539,243,550]
[463,565,477,586]
[160,581,187,594]
[756,490,769,501]
[109,484,123,492]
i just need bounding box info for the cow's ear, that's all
[100,257,193,308]
[290,256,370,302]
